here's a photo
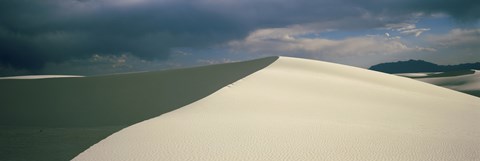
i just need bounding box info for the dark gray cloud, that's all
[349,0,480,21]
[0,0,478,73]
[408,0,480,21]
[0,0,247,71]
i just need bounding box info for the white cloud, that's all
[196,58,235,65]
[401,28,430,37]
[414,46,437,52]
[411,28,480,65]
[385,23,430,37]
[426,28,480,47]
[228,27,428,58]
[90,54,132,68]
[101,0,153,7]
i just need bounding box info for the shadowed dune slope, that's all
[0,57,277,161]
[76,56,480,161]
[0,57,277,127]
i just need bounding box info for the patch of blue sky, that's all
[417,16,456,34]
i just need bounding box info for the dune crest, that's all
[75,57,480,161]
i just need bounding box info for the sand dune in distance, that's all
[0,75,84,79]
[75,56,480,161]
[417,70,480,93]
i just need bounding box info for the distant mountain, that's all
[369,59,480,74]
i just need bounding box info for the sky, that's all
[0,0,479,76]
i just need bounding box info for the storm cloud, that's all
[0,0,479,72]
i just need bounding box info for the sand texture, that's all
[75,57,480,161]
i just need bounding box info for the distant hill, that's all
[369,60,480,74]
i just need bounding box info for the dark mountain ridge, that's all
[369,59,480,74]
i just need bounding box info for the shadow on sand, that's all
[0,56,278,161]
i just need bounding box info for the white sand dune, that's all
[74,57,480,161]
[0,75,83,79]
[416,70,480,92]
